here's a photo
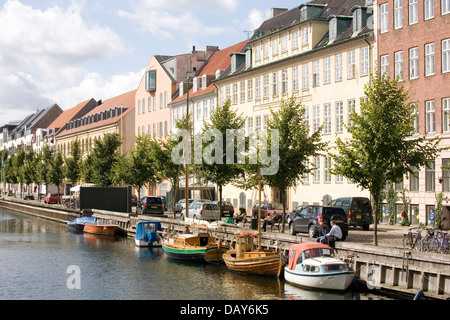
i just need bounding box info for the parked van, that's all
[182,200,220,221]
[328,197,373,230]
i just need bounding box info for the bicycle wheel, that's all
[403,234,414,250]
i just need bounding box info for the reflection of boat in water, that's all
[134,221,162,247]
[161,231,229,263]
[222,231,282,276]
[67,216,96,232]
[283,282,355,300]
[284,243,354,291]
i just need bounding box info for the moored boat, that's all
[222,231,282,276]
[284,243,354,291]
[83,220,123,237]
[134,221,162,247]
[67,216,96,232]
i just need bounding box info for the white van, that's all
[182,200,220,221]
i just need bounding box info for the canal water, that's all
[0,208,401,300]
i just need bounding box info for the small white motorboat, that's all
[284,243,354,291]
[134,221,162,247]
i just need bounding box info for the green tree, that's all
[263,97,326,232]
[434,192,446,230]
[382,182,398,225]
[48,151,64,202]
[35,145,53,200]
[13,149,26,198]
[23,150,37,197]
[90,133,122,187]
[331,73,445,245]
[64,139,82,186]
[80,153,95,183]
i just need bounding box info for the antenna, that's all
[244,31,253,39]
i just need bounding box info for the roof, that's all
[287,243,332,270]
[10,103,62,136]
[47,98,97,131]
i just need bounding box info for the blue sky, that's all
[0,0,306,126]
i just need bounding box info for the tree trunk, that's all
[281,188,287,233]
[372,189,380,246]
[218,184,223,219]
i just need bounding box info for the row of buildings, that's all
[1,0,449,228]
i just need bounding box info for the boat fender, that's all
[413,289,424,300]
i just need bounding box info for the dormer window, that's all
[245,49,252,69]
[215,70,222,79]
[202,74,207,90]
[353,8,362,33]
[145,70,156,92]
[179,82,184,96]
[193,77,198,93]
[329,17,337,42]
[231,54,237,73]
[300,6,307,21]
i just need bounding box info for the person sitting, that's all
[316,221,330,243]
[324,220,342,248]
[234,207,247,224]
[262,213,277,231]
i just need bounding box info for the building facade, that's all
[377,0,450,227]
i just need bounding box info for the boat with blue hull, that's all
[134,221,162,247]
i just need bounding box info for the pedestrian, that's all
[324,220,342,248]
[316,221,330,243]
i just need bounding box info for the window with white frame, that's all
[302,63,309,89]
[411,103,419,134]
[394,0,403,29]
[443,0,450,14]
[240,81,246,103]
[380,3,389,33]
[424,0,434,19]
[282,69,288,94]
[160,93,163,108]
[335,53,343,81]
[263,75,269,98]
[353,8,362,33]
[247,79,253,101]
[282,35,288,52]
[302,27,309,46]
[324,57,331,84]
[395,51,403,80]
[303,106,310,128]
[255,45,261,61]
[263,42,269,58]
[348,50,356,79]
[324,156,332,183]
[148,97,152,112]
[292,31,299,49]
[255,115,261,135]
[313,60,320,86]
[348,99,355,127]
[272,38,279,56]
[361,46,369,76]
[204,100,209,120]
[263,114,269,131]
[255,77,261,100]
[313,156,321,183]
[443,39,450,73]
[425,43,435,76]
[381,54,389,78]
[226,84,231,102]
[426,100,435,133]
[409,0,418,24]
[313,105,320,132]
[336,101,344,133]
[409,47,419,79]
[272,72,279,96]
[302,160,309,184]
[292,66,299,91]
[247,116,254,134]
[232,83,238,104]
[324,103,331,134]
[442,98,450,132]
[329,17,337,42]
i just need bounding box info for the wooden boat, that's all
[67,216,96,232]
[284,243,355,291]
[134,221,162,247]
[222,231,282,276]
[83,220,123,237]
[161,231,229,263]
[223,168,282,277]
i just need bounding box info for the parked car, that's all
[156,195,167,211]
[286,205,305,224]
[136,196,165,215]
[328,197,373,230]
[175,199,194,214]
[213,200,235,217]
[252,202,283,219]
[131,195,138,206]
[182,200,220,221]
[289,205,348,240]
[44,193,61,204]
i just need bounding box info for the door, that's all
[295,206,313,233]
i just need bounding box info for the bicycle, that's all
[428,230,449,254]
[403,228,425,251]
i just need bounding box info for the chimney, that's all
[271,8,288,18]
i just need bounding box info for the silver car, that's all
[181,200,220,221]
[175,199,194,214]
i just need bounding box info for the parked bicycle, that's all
[403,228,424,251]
[428,230,449,254]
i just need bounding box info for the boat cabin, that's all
[233,232,256,258]
[287,243,332,270]
[172,233,213,247]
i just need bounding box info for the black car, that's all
[328,197,373,230]
[137,196,165,215]
[213,200,235,217]
[286,205,305,224]
[289,205,348,240]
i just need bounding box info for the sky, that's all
[0,0,307,126]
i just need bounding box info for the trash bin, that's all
[251,218,258,230]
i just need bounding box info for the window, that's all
[348,99,355,127]
[394,0,403,29]
[263,75,269,98]
[145,70,156,92]
[247,116,254,134]
[324,157,332,183]
[361,47,369,76]
[302,27,309,46]
[353,8,362,33]
[324,57,331,84]
[425,43,435,76]
[411,103,419,133]
[263,42,269,58]
[313,105,321,132]
[324,103,331,134]
[273,72,279,96]
[232,83,238,104]
[148,97,152,112]
[292,31,299,49]
[313,156,321,183]
[443,0,450,14]
[336,101,344,133]
[409,0,418,24]
[312,60,320,86]
[335,53,343,81]
[395,51,403,80]
[303,106,310,128]
[255,115,261,135]
[443,39,450,73]
[442,158,450,192]
[255,77,261,100]
[255,45,261,61]
[426,160,435,192]
[426,100,435,133]
[329,17,337,42]
[348,50,356,79]
[292,66,299,91]
[247,79,253,101]
[302,63,309,89]
[380,54,389,78]
[443,98,450,132]
[160,93,163,108]
[240,81,245,103]
[282,35,288,52]
[410,166,419,191]
[409,47,419,79]
[272,38,279,55]
[380,3,389,33]
[282,69,288,94]
[424,0,434,19]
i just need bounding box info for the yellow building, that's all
[214,1,375,211]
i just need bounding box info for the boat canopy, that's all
[67,216,96,226]
[135,221,162,242]
[287,243,332,271]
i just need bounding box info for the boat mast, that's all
[184,76,190,229]
[258,166,261,251]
